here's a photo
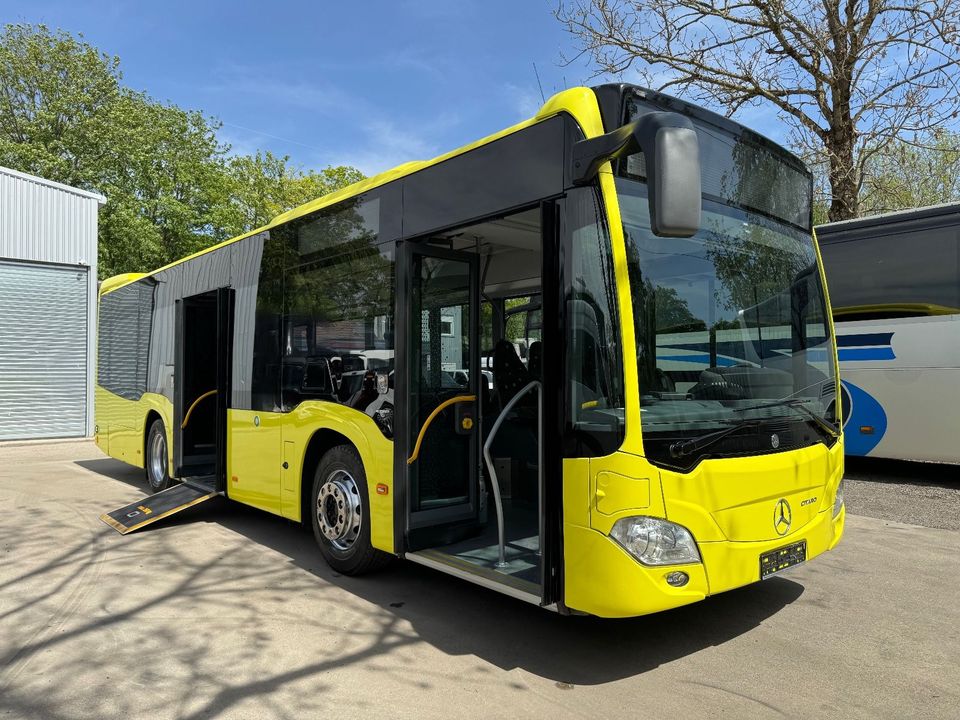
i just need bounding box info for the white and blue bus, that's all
[817,203,960,463]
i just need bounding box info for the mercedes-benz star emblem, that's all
[774,498,792,536]
[771,433,780,449]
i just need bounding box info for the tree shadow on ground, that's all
[75,457,804,687]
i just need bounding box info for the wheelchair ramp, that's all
[100,478,218,535]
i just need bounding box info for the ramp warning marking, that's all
[100,482,218,535]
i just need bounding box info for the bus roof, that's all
[817,200,960,238]
[100,86,604,296]
[101,81,807,296]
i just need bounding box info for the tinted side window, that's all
[821,227,960,315]
[98,279,154,400]
[564,186,625,456]
[251,230,288,412]
[280,197,396,433]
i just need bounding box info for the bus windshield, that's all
[616,139,837,469]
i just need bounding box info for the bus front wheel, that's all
[310,445,390,575]
[145,418,173,494]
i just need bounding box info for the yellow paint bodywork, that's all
[96,85,604,559]
[96,390,395,552]
[227,410,284,515]
[94,387,173,473]
[98,87,604,297]
[95,84,844,617]
[559,104,845,617]
[563,444,845,618]
[226,403,394,553]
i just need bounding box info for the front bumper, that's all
[564,504,845,618]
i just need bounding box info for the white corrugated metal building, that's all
[0,166,105,440]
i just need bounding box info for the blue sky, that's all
[2,0,782,176]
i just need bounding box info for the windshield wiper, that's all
[733,398,840,439]
[669,419,762,459]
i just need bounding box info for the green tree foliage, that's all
[0,24,120,187]
[0,24,363,278]
[215,152,364,239]
[860,130,960,216]
[806,129,960,224]
[97,91,230,273]
[651,287,701,333]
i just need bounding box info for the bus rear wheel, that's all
[145,418,173,494]
[310,445,389,575]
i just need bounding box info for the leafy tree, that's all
[0,24,363,277]
[860,130,960,215]
[97,91,231,273]
[0,24,121,188]
[652,286,702,332]
[556,0,960,221]
[215,152,364,239]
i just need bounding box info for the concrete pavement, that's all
[1,441,958,719]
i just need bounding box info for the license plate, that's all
[760,540,807,579]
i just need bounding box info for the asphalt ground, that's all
[844,456,960,531]
[1,441,958,719]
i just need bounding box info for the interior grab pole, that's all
[483,380,541,568]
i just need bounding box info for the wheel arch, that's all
[290,403,395,553]
[300,428,360,529]
[143,409,163,471]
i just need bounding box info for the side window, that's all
[251,229,287,412]
[98,279,154,400]
[564,186,625,456]
[821,227,960,316]
[503,295,542,375]
[280,196,396,433]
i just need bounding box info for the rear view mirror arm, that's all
[571,122,639,185]
[570,111,702,238]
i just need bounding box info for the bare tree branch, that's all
[555,0,960,220]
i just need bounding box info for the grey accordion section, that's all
[100,231,266,412]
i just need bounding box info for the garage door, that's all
[0,261,88,440]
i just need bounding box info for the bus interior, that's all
[408,205,546,594]
[176,289,232,489]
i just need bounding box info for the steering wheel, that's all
[689,379,747,401]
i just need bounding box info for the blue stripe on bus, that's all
[841,380,887,456]
[656,354,738,366]
[836,332,894,347]
[656,347,894,363]
[838,347,896,361]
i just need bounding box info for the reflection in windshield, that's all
[616,177,837,468]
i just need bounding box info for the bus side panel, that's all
[280,401,395,554]
[838,315,960,462]
[95,387,173,471]
[227,409,284,516]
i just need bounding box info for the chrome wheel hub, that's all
[149,432,166,487]
[317,470,362,551]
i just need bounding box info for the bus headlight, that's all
[609,516,701,566]
[833,479,844,517]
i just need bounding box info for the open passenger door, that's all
[100,286,233,535]
[400,244,482,549]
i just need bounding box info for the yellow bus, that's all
[95,84,845,617]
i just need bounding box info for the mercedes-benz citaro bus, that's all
[95,84,844,618]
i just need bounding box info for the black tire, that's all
[310,444,390,575]
[144,418,173,493]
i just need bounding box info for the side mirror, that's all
[572,111,701,238]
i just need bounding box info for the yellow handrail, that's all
[181,389,217,430]
[406,394,476,465]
